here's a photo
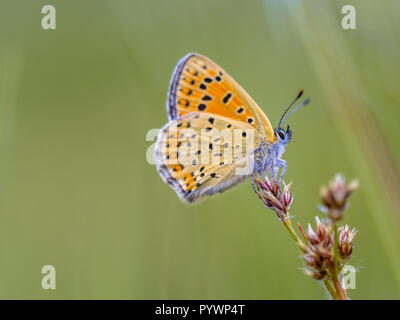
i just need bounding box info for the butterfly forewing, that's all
[167,53,276,143]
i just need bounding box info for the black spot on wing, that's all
[223,92,232,104]
[198,104,206,111]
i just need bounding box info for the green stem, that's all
[331,225,348,300]
[282,215,306,251]
[332,274,347,300]
[333,224,339,274]
[323,278,337,300]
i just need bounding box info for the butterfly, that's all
[154,53,310,203]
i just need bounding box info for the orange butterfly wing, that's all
[155,112,262,202]
[167,53,276,143]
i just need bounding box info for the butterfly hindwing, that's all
[167,53,276,143]
[155,112,264,202]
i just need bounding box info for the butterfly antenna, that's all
[278,89,310,128]
[280,97,311,127]
[278,89,304,128]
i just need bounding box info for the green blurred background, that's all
[0,0,399,299]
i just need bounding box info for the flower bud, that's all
[319,174,358,222]
[338,225,357,260]
[254,177,293,220]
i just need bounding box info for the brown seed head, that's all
[338,224,357,260]
[320,174,358,222]
[254,177,293,220]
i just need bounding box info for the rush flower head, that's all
[305,217,334,249]
[254,176,293,220]
[303,251,327,274]
[320,174,358,222]
[253,173,359,300]
[338,225,357,260]
[298,217,334,279]
[303,269,328,281]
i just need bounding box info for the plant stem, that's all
[323,278,337,300]
[331,224,348,300]
[333,224,339,274]
[282,215,305,250]
[332,274,347,300]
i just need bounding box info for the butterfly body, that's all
[154,53,308,203]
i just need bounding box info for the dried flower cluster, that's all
[320,174,359,222]
[254,174,358,300]
[254,177,293,221]
[338,224,357,260]
[298,218,357,282]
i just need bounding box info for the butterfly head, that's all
[274,125,292,146]
[275,89,310,145]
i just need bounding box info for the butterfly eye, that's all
[276,130,285,140]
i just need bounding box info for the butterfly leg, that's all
[277,159,287,185]
[270,157,278,183]
[252,175,260,194]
